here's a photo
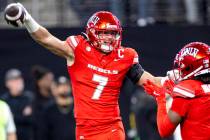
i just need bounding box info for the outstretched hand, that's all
[143,80,165,98]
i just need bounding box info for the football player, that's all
[144,42,210,140]
[4,3,168,140]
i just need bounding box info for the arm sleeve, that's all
[126,63,144,84]
[5,104,16,133]
[66,35,83,51]
[156,97,177,138]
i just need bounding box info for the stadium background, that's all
[0,0,210,140]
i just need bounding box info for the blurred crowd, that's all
[0,66,179,140]
[0,0,210,27]
[0,66,75,140]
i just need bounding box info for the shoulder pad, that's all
[172,80,203,98]
[66,35,85,50]
[173,80,196,98]
[123,48,139,64]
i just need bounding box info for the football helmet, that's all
[173,42,210,81]
[86,11,122,53]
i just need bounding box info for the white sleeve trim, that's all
[173,87,195,98]
[70,36,78,48]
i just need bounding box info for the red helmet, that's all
[86,11,122,53]
[174,42,210,81]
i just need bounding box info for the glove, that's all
[143,80,166,99]
[4,3,29,27]
[166,69,179,81]
[16,3,33,22]
[4,3,40,33]
[163,79,175,96]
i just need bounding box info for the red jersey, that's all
[66,35,138,126]
[171,80,210,140]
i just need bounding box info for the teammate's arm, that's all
[143,81,182,137]
[156,99,181,137]
[126,63,164,86]
[137,71,163,86]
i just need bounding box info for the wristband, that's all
[24,15,40,33]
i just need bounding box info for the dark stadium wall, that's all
[0,25,210,93]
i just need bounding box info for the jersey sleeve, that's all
[170,97,189,117]
[133,50,139,64]
[66,35,81,51]
[5,103,16,133]
[172,81,196,98]
[126,48,144,84]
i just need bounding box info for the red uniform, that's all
[171,80,210,140]
[66,35,138,139]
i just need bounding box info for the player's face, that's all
[94,30,120,53]
[97,30,118,42]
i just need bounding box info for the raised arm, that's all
[30,26,74,60]
[4,3,74,62]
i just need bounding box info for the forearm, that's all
[30,27,68,57]
[156,98,176,137]
[138,71,165,86]
[154,77,164,86]
[24,15,72,58]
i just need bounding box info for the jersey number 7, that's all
[91,74,108,100]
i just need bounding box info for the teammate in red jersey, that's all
[4,3,167,140]
[144,42,210,140]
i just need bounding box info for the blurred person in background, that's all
[137,0,156,27]
[144,42,210,140]
[31,65,54,110]
[31,65,54,140]
[0,99,17,140]
[184,0,201,25]
[41,76,75,140]
[5,3,168,140]
[1,68,34,140]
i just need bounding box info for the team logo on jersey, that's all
[88,64,118,74]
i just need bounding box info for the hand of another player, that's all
[163,79,175,96]
[166,69,179,81]
[143,80,165,98]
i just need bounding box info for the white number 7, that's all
[91,74,108,100]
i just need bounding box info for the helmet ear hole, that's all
[185,66,191,71]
